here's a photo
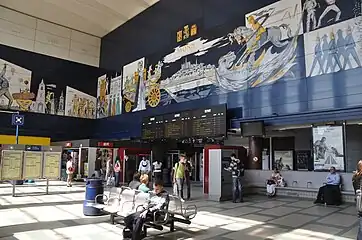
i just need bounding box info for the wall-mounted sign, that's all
[25,145,42,151]
[97,142,113,148]
[177,24,198,42]
[65,142,72,147]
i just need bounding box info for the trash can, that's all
[83,178,104,216]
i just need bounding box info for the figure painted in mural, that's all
[304,0,318,32]
[325,31,343,73]
[0,64,14,109]
[343,25,361,69]
[336,29,347,69]
[321,34,329,66]
[135,61,146,111]
[317,0,341,28]
[309,35,325,76]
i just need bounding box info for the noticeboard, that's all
[43,152,61,179]
[0,150,24,180]
[23,151,43,179]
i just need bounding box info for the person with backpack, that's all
[114,157,121,187]
[172,154,186,200]
[224,153,244,203]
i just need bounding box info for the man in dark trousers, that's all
[184,157,193,200]
[123,179,169,240]
[224,153,244,203]
[94,155,102,178]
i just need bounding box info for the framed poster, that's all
[313,126,345,171]
[23,151,43,179]
[295,150,310,171]
[0,150,23,180]
[43,152,61,179]
[274,150,293,171]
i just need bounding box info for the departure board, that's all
[141,116,164,139]
[163,111,192,138]
[191,105,226,137]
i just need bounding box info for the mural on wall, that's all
[0,59,32,110]
[137,0,303,109]
[302,0,356,33]
[65,86,96,119]
[109,75,122,116]
[96,74,109,118]
[122,58,146,113]
[304,16,362,77]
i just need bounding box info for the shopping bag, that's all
[173,182,178,195]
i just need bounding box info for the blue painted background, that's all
[98,0,362,139]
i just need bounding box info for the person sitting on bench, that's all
[123,179,169,240]
[314,167,341,204]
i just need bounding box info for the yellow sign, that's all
[183,25,190,40]
[23,151,43,179]
[177,30,183,42]
[191,24,197,36]
[0,150,23,180]
[43,152,61,179]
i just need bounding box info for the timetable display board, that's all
[0,150,24,180]
[141,116,164,139]
[43,152,61,179]
[191,105,227,137]
[23,151,43,179]
[164,111,192,138]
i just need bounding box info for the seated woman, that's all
[138,174,150,193]
[266,169,284,197]
[353,160,362,193]
[314,167,341,205]
[129,173,141,190]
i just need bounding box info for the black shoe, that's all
[123,228,132,238]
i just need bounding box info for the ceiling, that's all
[0,0,159,37]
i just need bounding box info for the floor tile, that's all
[301,223,343,235]
[262,206,300,217]
[250,200,288,209]
[241,213,275,222]
[217,207,264,217]
[341,225,358,239]
[317,213,358,227]
[299,205,340,216]
[271,213,318,227]
[223,224,289,240]
[285,200,315,209]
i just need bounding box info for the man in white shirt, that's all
[152,160,163,181]
[139,157,151,175]
[66,157,74,187]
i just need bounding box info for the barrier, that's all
[0,145,62,197]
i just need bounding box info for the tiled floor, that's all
[0,181,359,239]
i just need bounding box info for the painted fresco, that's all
[304,16,362,77]
[96,74,109,118]
[302,0,356,33]
[122,58,146,113]
[65,86,96,119]
[140,0,303,109]
[109,75,122,116]
[0,59,32,110]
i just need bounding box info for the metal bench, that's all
[167,195,197,232]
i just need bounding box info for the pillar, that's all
[248,136,262,169]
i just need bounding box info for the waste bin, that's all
[83,178,104,216]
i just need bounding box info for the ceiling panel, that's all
[0,0,159,37]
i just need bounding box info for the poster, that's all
[295,150,310,170]
[64,86,96,119]
[122,58,145,113]
[23,151,43,179]
[313,126,345,171]
[274,151,293,171]
[109,75,122,116]
[96,74,109,118]
[43,152,61,179]
[0,150,23,180]
[0,58,33,110]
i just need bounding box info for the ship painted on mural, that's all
[160,59,216,102]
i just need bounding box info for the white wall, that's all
[244,170,354,192]
[0,7,100,67]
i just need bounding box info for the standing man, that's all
[224,153,244,203]
[138,156,151,175]
[184,157,193,200]
[173,154,186,200]
[0,64,13,109]
[105,155,113,185]
[152,159,163,181]
[94,155,102,178]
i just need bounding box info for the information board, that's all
[23,151,43,179]
[0,150,23,180]
[141,116,164,139]
[191,105,226,137]
[43,152,61,179]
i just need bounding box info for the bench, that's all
[92,187,197,235]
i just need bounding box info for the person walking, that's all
[105,156,113,185]
[184,157,193,200]
[114,157,121,187]
[66,156,74,187]
[173,154,186,200]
